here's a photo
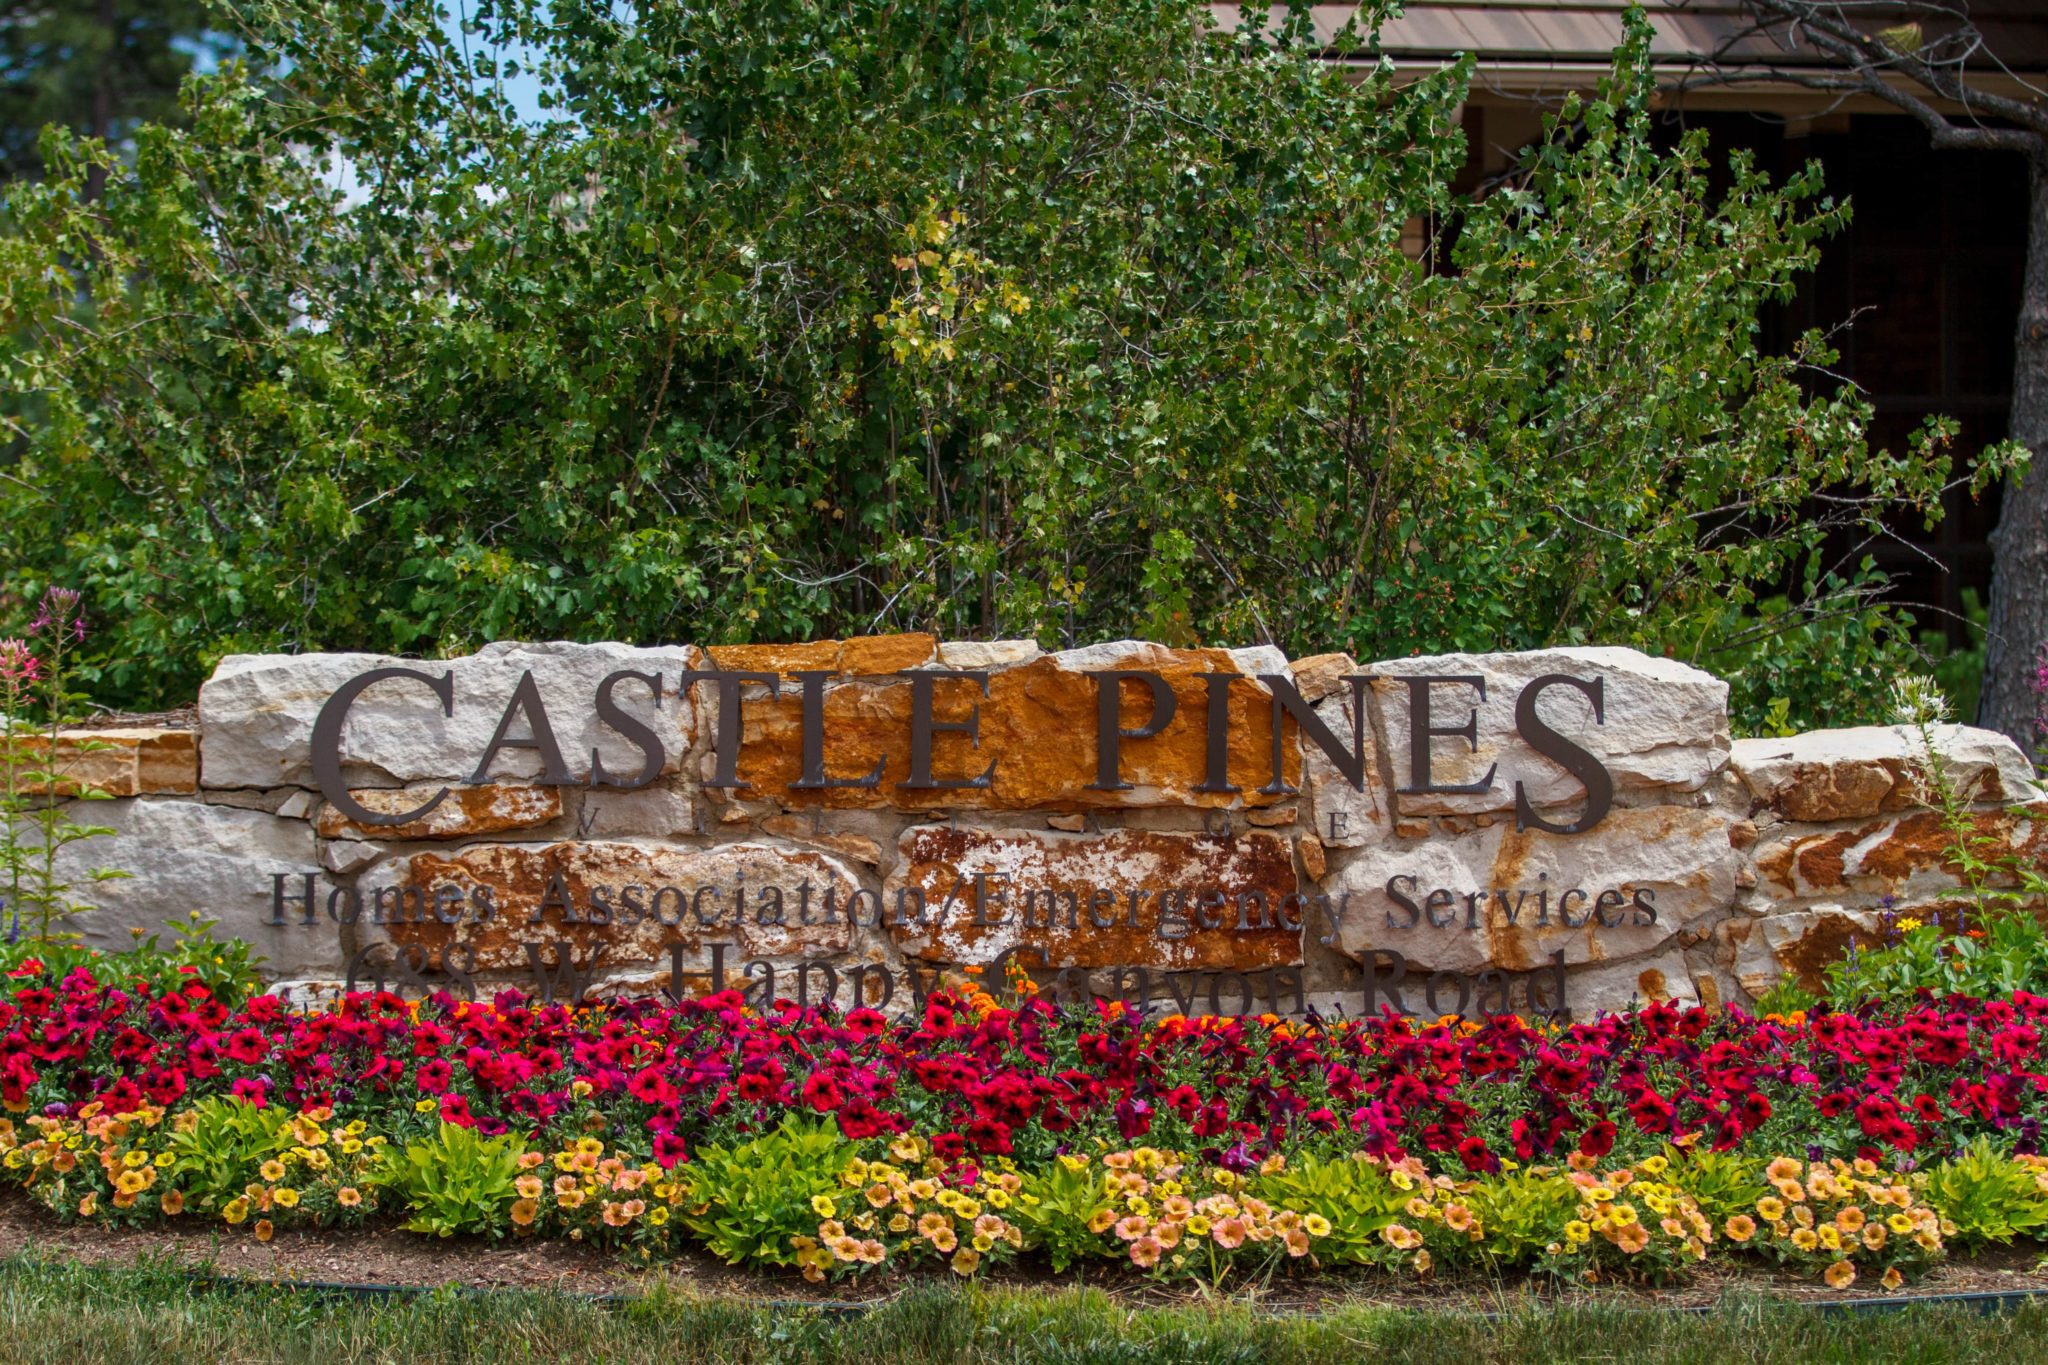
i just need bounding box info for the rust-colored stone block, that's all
[885,826,1302,971]
[360,841,866,971]
[314,784,564,841]
[728,645,1300,810]
[705,633,938,676]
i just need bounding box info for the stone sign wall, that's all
[27,636,2048,1019]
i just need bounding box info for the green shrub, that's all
[1923,1140,2048,1247]
[370,1123,529,1238]
[678,1118,855,1267]
[1249,1153,1407,1266]
[1012,1156,1116,1274]
[165,1097,298,1215]
[1465,1169,1583,1269]
[1664,1148,1766,1226]
[0,0,2018,733]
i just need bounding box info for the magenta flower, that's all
[0,638,39,686]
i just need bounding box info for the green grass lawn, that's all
[0,1252,2041,1364]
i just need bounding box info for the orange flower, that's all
[1823,1260,1856,1290]
[254,1219,274,1242]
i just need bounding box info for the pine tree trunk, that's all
[1980,147,2048,752]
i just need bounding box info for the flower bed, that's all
[5,955,2048,1291]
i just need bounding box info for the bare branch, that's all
[1674,0,2048,158]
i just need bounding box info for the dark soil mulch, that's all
[0,1192,2044,1312]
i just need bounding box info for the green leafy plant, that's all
[1922,1140,2048,1247]
[1748,978,1818,1020]
[677,1118,854,1267]
[0,588,127,947]
[164,1098,299,1215]
[1665,1147,1768,1226]
[1013,1155,1117,1274]
[1249,1152,1408,1265]
[1464,1168,1584,1269]
[369,1123,529,1238]
[0,912,264,1003]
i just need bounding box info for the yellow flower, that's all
[273,1187,300,1209]
[811,1195,837,1219]
[1302,1214,1331,1238]
[222,1197,249,1225]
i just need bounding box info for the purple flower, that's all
[27,586,84,644]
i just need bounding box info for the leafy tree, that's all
[0,0,228,190]
[0,0,2016,728]
[1682,0,2046,748]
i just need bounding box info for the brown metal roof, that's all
[1209,2,2048,95]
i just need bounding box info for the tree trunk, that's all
[1980,147,2048,754]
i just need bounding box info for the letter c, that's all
[311,666,454,827]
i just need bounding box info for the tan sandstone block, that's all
[5,727,198,797]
